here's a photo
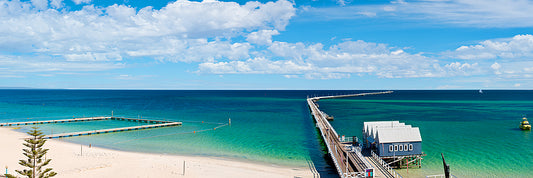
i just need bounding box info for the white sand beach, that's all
[0,127,314,178]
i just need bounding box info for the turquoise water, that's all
[1,90,532,177]
[319,90,533,177]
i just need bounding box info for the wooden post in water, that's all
[442,153,450,178]
[229,118,231,126]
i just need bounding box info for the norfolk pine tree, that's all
[6,127,57,178]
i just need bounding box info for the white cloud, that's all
[305,73,350,80]
[198,57,313,74]
[440,34,533,79]
[491,62,501,74]
[31,0,48,10]
[283,74,299,79]
[199,39,463,79]
[246,30,280,45]
[0,0,295,73]
[489,61,533,78]
[72,0,91,5]
[50,0,63,9]
[64,52,123,62]
[449,34,533,60]
[445,62,480,76]
[126,38,252,62]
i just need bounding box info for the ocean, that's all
[0,90,531,177]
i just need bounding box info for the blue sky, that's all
[1,0,533,89]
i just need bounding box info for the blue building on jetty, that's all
[363,121,423,168]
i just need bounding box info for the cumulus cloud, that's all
[491,62,502,74]
[198,39,459,79]
[0,0,295,73]
[437,34,533,79]
[246,30,280,45]
[449,34,533,60]
[31,0,48,10]
[72,0,91,5]
[198,57,313,74]
[125,38,252,62]
[445,62,480,76]
[487,61,533,78]
[50,0,63,9]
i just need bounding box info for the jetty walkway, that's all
[308,91,398,178]
[0,117,182,139]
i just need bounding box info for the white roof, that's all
[364,121,406,138]
[376,127,422,143]
[363,121,400,135]
[370,124,410,140]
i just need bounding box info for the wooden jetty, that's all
[0,117,182,139]
[312,91,393,101]
[308,91,400,178]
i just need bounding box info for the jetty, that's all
[308,91,401,178]
[0,117,182,139]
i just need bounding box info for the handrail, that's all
[371,151,403,178]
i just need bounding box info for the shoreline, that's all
[0,127,314,178]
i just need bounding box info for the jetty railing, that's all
[371,151,403,178]
[353,146,372,169]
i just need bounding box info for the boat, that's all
[479,89,483,94]
[519,117,531,130]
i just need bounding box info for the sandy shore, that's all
[0,127,314,178]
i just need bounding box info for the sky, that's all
[1,0,533,89]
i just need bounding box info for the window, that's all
[404,144,408,151]
[409,144,413,151]
[389,145,393,152]
[394,145,398,151]
[399,144,403,151]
